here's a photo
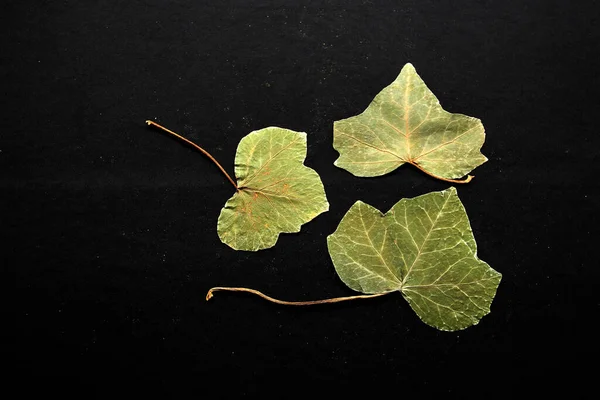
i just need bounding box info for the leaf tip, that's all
[402,62,416,73]
[352,199,369,209]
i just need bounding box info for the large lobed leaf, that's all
[327,187,501,331]
[333,63,487,182]
[218,127,329,251]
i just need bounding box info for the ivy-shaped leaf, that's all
[218,127,329,251]
[333,63,487,183]
[327,187,501,331]
[207,187,501,331]
[147,121,328,251]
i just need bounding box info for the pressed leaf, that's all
[217,127,329,251]
[327,187,501,331]
[333,63,487,183]
[147,121,328,252]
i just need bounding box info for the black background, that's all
[5,0,599,397]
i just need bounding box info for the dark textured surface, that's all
[4,0,598,396]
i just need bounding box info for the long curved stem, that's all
[206,286,390,306]
[408,161,473,184]
[146,120,238,190]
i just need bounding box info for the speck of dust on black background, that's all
[3,0,598,397]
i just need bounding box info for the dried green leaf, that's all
[218,127,329,251]
[333,63,487,183]
[327,187,501,331]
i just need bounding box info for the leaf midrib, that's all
[400,193,452,286]
[404,70,412,159]
[239,135,301,188]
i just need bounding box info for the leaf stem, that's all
[206,287,390,306]
[408,161,473,184]
[145,120,238,190]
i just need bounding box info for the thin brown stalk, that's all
[146,120,238,190]
[206,286,390,306]
[408,160,473,184]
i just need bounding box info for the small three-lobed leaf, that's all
[333,63,487,183]
[218,127,329,251]
[327,187,501,331]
